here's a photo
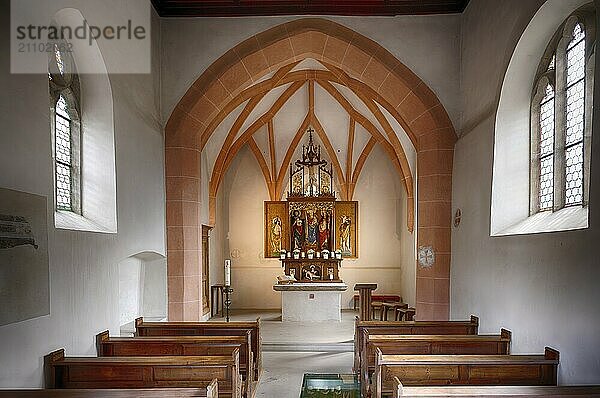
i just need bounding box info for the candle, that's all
[225,259,231,286]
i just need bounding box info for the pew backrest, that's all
[0,381,218,398]
[96,332,252,397]
[374,347,559,398]
[353,315,479,376]
[45,349,240,398]
[362,329,511,396]
[392,377,600,397]
[135,317,262,380]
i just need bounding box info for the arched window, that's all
[530,9,595,215]
[49,43,81,214]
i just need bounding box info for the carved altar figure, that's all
[292,210,305,251]
[306,209,318,247]
[318,211,330,250]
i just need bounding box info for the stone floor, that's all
[211,309,358,397]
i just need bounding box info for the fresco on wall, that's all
[0,188,50,326]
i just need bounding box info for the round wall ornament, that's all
[417,246,435,268]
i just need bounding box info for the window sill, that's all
[55,210,116,234]
[492,206,588,236]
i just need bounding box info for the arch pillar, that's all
[165,147,203,321]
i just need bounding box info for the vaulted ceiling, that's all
[204,58,416,213]
[152,0,470,17]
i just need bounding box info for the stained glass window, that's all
[532,16,593,215]
[539,84,555,211]
[50,43,80,213]
[564,23,585,206]
[55,95,72,211]
[548,54,555,70]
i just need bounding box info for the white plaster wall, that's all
[119,257,143,326]
[160,15,461,133]
[0,1,165,387]
[142,257,168,319]
[452,0,600,384]
[220,144,414,310]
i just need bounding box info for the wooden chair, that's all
[96,331,253,397]
[380,303,408,321]
[373,347,560,398]
[395,307,415,321]
[45,349,241,398]
[353,295,402,310]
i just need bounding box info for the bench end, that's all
[392,376,404,398]
[545,346,560,361]
[95,330,110,356]
[500,328,512,340]
[207,378,219,398]
[43,348,65,388]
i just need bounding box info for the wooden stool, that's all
[381,302,408,321]
[371,301,383,320]
[396,306,416,321]
[210,284,225,317]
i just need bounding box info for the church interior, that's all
[1,0,600,396]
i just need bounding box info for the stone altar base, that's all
[273,283,348,322]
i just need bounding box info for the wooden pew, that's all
[392,378,600,397]
[362,329,512,396]
[373,347,560,398]
[0,381,218,397]
[135,317,262,380]
[354,315,479,377]
[96,331,253,398]
[44,349,242,398]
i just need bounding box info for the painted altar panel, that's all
[264,201,288,258]
[289,199,334,253]
[335,201,358,258]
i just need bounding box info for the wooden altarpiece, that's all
[264,128,358,282]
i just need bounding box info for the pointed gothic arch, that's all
[165,18,456,321]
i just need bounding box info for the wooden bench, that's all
[96,331,254,397]
[391,379,600,397]
[373,347,559,398]
[354,295,402,310]
[0,382,218,397]
[362,329,512,396]
[354,315,479,376]
[135,317,262,380]
[44,349,242,398]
